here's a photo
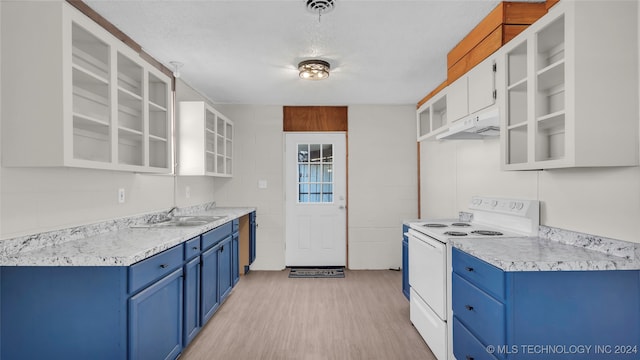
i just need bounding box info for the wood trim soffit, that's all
[283,106,348,132]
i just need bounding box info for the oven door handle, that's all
[407,229,444,251]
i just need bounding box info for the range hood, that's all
[436,108,500,140]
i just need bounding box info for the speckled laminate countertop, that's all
[0,207,255,267]
[450,236,640,271]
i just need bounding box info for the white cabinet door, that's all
[446,76,468,123]
[468,58,496,115]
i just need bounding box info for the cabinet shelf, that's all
[149,101,167,112]
[73,113,109,129]
[537,110,565,125]
[118,125,143,137]
[71,40,109,81]
[537,60,564,91]
[72,63,108,85]
[149,134,167,142]
[507,78,527,92]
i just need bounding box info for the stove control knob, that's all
[509,202,516,209]
[490,200,498,207]
[515,202,524,210]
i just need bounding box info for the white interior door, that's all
[285,133,346,267]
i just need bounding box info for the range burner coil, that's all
[443,231,468,236]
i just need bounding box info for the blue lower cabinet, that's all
[232,231,240,286]
[201,243,221,324]
[219,236,233,302]
[0,219,242,359]
[402,224,410,300]
[452,248,640,360]
[129,268,184,360]
[249,211,257,265]
[1,266,128,360]
[184,256,202,346]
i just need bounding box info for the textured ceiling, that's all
[85,0,503,105]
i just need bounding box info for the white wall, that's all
[213,104,418,270]
[212,104,285,270]
[348,105,418,269]
[421,136,640,243]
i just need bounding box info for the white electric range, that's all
[407,196,539,360]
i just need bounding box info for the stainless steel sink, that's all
[132,215,227,228]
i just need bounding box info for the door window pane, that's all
[297,143,333,203]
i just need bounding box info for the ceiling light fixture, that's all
[306,0,335,22]
[298,60,330,80]
[169,61,183,78]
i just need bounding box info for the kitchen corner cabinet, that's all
[417,91,448,141]
[447,55,497,123]
[500,1,639,170]
[1,2,172,173]
[178,101,234,177]
[452,248,640,360]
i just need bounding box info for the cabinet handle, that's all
[465,266,474,272]
[160,264,168,269]
[220,245,224,252]
[466,356,474,360]
[192,246,199,250]
[465,305,474,311]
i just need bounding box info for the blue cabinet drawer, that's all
[202,222,233,250]
[184,236,201,260]
[232,219,239,233]
[453,317,500,360]
[129,244,184,294]
[452,272,505,348]
[453,247,505,300]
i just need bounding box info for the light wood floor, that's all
[180,270,436,360]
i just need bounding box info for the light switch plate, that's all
[118,188,125,203]
[258,180,267,189]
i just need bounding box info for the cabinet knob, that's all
[192,246,199,250]
[466,356,474,360]
[465,267,474,272]
[160,264,168,269]
[465,305,474,311]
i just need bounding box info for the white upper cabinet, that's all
[1,2,172,172]
[447,55,497,123]
[177,101,233,177]
[500,0,639,170]
[417,91,447,141]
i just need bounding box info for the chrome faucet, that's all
[167,206,178,218]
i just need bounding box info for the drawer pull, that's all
[220,245,224,252]
[466,356,474,360]
[159,264,168,269]
[465,305,474,311]
[465,266,474,272]
[192,246,199,250]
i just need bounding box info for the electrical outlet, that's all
[118,188,125,203]
[185,186,191,198]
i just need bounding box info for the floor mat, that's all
[288,267,345,278]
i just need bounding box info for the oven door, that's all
[408,229,447,320]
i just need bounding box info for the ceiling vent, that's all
[306,0,335,20]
